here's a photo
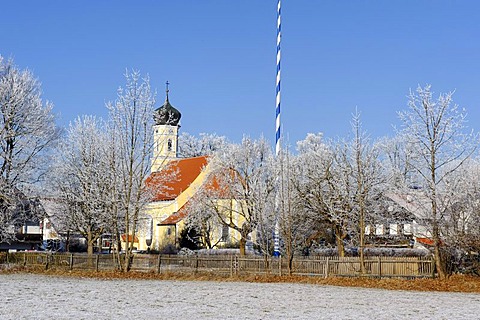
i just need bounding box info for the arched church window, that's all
[221,225,229,242]
[167,139,172,151]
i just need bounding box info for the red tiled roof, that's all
[146,156,209,201]
[121,234,139,243]
[159,205,188,225]
[416,237,435,246]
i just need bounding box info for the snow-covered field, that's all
[0,274,478,320]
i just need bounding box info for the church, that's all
[134,88,241,252]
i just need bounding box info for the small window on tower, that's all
[167,139,172,151]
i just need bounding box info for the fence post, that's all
[195,255,199,274]
[279,256,282,277]
[69,254,74,270]
[268,257,271,275]
[45,254,49,270]
[6,252,8,266]
[157,255,162,274]
[232,256,238,276]
[325,257,329,278]
[378,256,382,278]
[235,256,238,276]
[23,253,27,267]
[431,258,436,279]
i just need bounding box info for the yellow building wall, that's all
[207,198,245,247]
[137,161,210,251]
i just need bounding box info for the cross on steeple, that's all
[165,81,170,101]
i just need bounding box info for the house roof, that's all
[416,237,435,246]
[121,234,139,243]
[158,205,188,225]
[385,192,432,221]
[146,156,209,201]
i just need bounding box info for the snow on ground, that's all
[0,274,479,320]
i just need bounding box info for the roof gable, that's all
[146,156,208,201]
[159,205,188,225]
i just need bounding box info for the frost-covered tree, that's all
[293,133,355,257]
[275,148,319,272]
[107,70,157,271]
[398,85,477,279]
[183,198,224,250]
[0,56,59,242]
[51,116,111,255]
[377,133,418,189]
[334,112,385,270]
[178,132,228,158]
[434,158,480,273]
[294,114,385,264]
[293,133,341,255]
[51,71,172,269]
[186,137,276,255]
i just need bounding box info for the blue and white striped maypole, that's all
[275,0,282,156]
[273,0,282,257]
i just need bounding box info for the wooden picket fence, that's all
[0,252,435,278]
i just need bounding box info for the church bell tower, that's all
[151,81,181,172]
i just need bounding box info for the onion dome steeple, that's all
[154,81,181,126]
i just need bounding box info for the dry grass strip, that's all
[1,266,479,293]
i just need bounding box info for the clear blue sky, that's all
[2,1,479,145]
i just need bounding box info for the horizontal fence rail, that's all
[0,252,435,279]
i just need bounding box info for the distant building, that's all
[363,192,437,249]
[0,194,43,252]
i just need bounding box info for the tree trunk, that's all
[203,224,212,249]
[87,230,94,256]
[334,224,345,257]
[115,234,123,271]
[66,230,70,252]
[359,206,366,274]
[239,237,246,256]
[433,223,447,279]
[431,175,448,279]
[285,240,294,275]
[288,254,294,275]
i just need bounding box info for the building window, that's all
[221,225,229,242]
[167,139,172,151]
